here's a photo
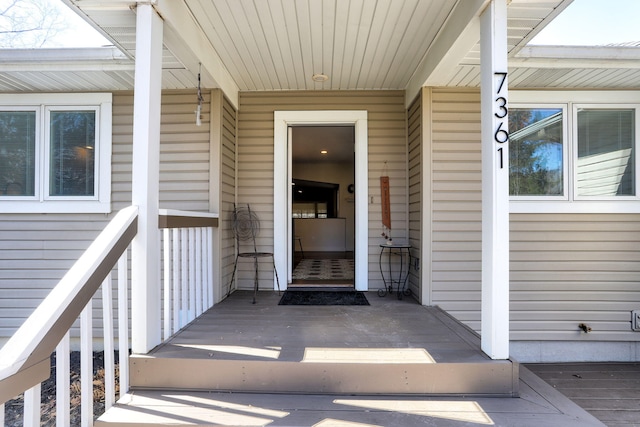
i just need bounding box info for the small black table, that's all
[378,243,412,299]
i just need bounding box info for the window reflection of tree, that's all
[509,109,563,196]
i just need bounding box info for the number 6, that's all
[495,122,508,143]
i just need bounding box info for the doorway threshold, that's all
[289,280,354,290]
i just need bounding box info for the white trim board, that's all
[274,111,368,291]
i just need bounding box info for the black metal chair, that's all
[228,204,280,303]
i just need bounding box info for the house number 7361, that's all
[494,72,508,169]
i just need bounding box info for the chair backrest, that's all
[231,203,260,253]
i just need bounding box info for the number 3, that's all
[495,96,507,119]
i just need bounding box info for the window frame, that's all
[0,93,112,213]
[510,91,640,214]
[508,103,569,201]
[572,103,639,202]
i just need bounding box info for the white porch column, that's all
[131,3,163,354]
[480,0,510,360]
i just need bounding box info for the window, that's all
[0,94,112,213]
[509,107,565,197]
[576,108,635,198]
[509,92,640,212]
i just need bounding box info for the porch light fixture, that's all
[312,73,329,82]
[195,63,203,126]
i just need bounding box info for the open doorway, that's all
[273,110,368,291]
[290,126,355,288]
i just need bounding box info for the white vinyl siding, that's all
[430,88,482,331]
[237,91,408,292]
[0,90,216,345]
[428,88,640,341]
[220,95,237,296]
[407,94,422,299]
[511,214,640,341]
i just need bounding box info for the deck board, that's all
[150,290,491,364]
[527,362,640,426]
[98,367,605,427]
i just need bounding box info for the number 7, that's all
[495,72,507,93]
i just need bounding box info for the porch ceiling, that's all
[1,0,639,99]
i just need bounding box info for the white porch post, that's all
[480,0,510,360]
[131,3,163,354]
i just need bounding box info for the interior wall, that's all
[292,161,355,251]
[237,90,408,292]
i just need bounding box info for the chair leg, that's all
[253,257,259,304]
[272,257,281,295]
[227,256,239,298]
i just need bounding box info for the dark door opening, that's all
[290,126,355,288]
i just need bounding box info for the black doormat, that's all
[278,290,369,306]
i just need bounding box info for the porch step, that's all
[129,353,518,395]
[126,291,518,396]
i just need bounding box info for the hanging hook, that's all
[195,63,203,126]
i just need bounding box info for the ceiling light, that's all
[312,73,329,82]
[320,150,328,154]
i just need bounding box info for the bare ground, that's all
[4,351,119,426]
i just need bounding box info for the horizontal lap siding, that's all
[430,89,482,330]
[430,88,640,341]
[238,91,407,291]
[0,90,212,344]
[220,95,237,295]
[407,95,422,298]
[511,214,640,341]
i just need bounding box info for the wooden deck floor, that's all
[98,290,606,426]
[527,363,640,427]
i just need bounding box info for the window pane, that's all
[509,108,564,196]
[0,111,36,196]
[577,109,635,197]
[49,111,96,196]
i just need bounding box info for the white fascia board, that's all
[405,0,489,106]
[0,47,133,72]
[512,45,640,69]
[156,0,239,109]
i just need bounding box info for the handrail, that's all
[158,208,219,229]
[0,206,139,405]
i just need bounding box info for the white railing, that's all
[159,209,218,339]
[0,207,219,426]
[0,206,138,427]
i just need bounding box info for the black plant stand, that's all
[378,243,412,299]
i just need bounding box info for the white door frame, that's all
[274,111,368,291]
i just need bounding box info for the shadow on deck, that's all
[97,291,605,426]
[130,290,517,396]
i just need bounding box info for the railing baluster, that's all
[195,227,203,316]
[117,252,129,397]
[102,276,115,411]
[172,228,180,334]
[81,304,93,427]
[207,226,214,309]
[189,227,196,322]
[56,333,71,427]
[163,228,171,340]
[201,228,208,311]
[23,383,41,427]
[180,228,188,328]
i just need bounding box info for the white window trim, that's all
[510,90,640,214]
[0,93,112,213]
[509,103,568,201]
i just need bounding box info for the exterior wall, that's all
[430,88,483,329]
[427,87,640,360]
[236,91,408,291]
[219,94,237,298]
[407,94,422,300]
[0,89,220,345]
